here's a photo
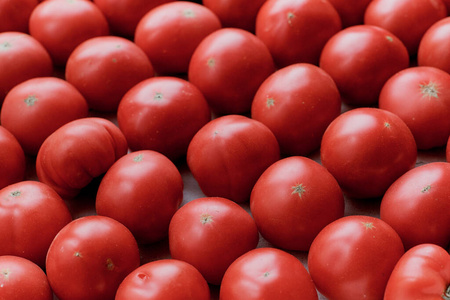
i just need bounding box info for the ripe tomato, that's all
[0,0,38,33]
[255,0,341,67]
[117,76,211,161]
[0,126,26,190]
[320,107,417,199]
[378,66,450,150]
[320,25,409,106]
[1,77,89,155]
[187,115,280,203]
[447,136,450,162]
[308,215,405,300]
[220,247,318,300]
[188,28,275,115]
[115,259,210,300]
[168,197,259,285]
[251,63,341,156]
[0,256,52,300]
[327,0,372,28]
[46,215,140,300]
[418,16,450,74]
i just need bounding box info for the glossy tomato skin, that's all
[0,126,26,190]
[308,215,405,300]
[187,115,280,203]
[0,0,38,33]
[1,77,89,155]
[384,243,450,299]
[380,162,450,250]
[250,156,344,251]
[418,16,450,74]
[251,63,341,156]
[117,76,211,161]
[96,150,184,244]
[115,259,210,300]
[66,35,154,112]
[46,215,141,300]
[255,0,341,67]
[168,197,260,285]
[379,66,450,150]
[188,28,275,115]
[36,117,128,199]
[135,1,221,75]
[327,0,372,28]
[320,107,417,199]
[320,25,409,106]
[220,247,318,300]
[0,256,52,300]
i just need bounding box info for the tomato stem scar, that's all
[9,191,21,197]
[420,81,440,99]
[421,185,431,193]
[200,213,213,225]
[291,184,306,198]
[443,285,450,299]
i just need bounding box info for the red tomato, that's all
[0,256,52,300]
[188,28,275,115]
[220,247,318,300]
[46,215,140,300]
[384,243,450,299]
[319,25,409,106]
[327,0,372,28]
[364,0,447,56]
[65,35,154,112]
[115,259,210,300]
[418,16,450,74]
[320,107,417,199]
[251,63,341,156]
[0,181,72,267]
[0,0,38,33]
[379,66,450,150]
[36,117,128,199]
[255,0,341,67]
[117,76,211,161]
[29,0,109,66]
[168,197,259,285]
[134,1,221,75]
[1,77,89,155]
[380,162,450,250]
[308,215,405,300]
[447,136,450,162]
[187,115,280,203]
[0,126,26,190]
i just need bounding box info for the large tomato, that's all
[447,136,450,162]
[327,0,372,28]
[418,16,450,74]
[0,126,26,190]
[0,0,38,33]
[220,247,318,300]
[308,215,405,300]
[320,107,417,199]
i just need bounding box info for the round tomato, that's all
[447,136,450,162]
[320,107,417,199]
[115,259,210,300]
[418,16,450,74]
[220,247,318,300]
[0,0,38,33]
[308,215,405,300]
[327,0,372,28]
[378,66,450,150]
[117,76,211,161]
[0,126,26,190]
[255,0,341,67]
[168,196,259,285]
[46,215,140,300]
[251,63,341,156]
[187,115,280,203]
[319,25,409,106]
[1,77,89,155]
[188,28,275,115]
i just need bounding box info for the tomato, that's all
[29,0,109,66]
[0,0,38,33]
[36,117,128,199]
[115,259,210,300]
[188,28,275,115]
[46,215,140,300]
[364,0,447,56]
[117,76,211,161]
[96,150,184,244]
[255,0,341,68]
[134,1,221,75]
[320,107,417,199]
[0,126,26,190]
[1,77,89,155]
[308,215,405,300]
[168,196,259,285]
[379,66,450,150]
[327,0,372,28]
[187,115,280,203]
[251,63,341,156]
[220,247,318,300]
[418,16,450,74]
[0,256,52,300]
[447,136,450,162]
[319,25,409,106]
[65,35,154,112]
